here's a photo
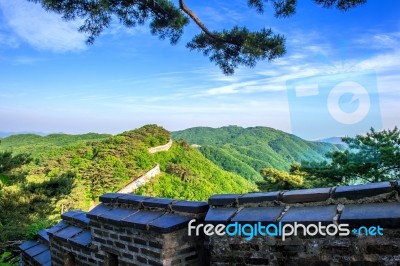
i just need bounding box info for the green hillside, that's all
[172,126,344,181]
[0,125,255,245]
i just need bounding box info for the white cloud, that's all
[0,0,87,52]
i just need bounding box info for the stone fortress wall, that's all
[20,180,400,266]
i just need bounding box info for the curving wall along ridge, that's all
[148,139,173,154]
[117,164,161,194]
[20,180,400,266]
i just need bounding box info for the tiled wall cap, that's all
[334,182,393,200]
[61,210,90,227]
[280,205,337,225]
[117,194,149,207]
[238,191,280,204]
[99,193,123,203]
[339,202,400,228]
[68,230,92,248]
[208,194,240,206]
[147,213,192,233]
[142,197,174,209]
[171,200,209,214]
[204,208,238,224]
[231,206,285,224]
[282,187,331,203]
[37,229,50,244]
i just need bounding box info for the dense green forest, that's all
[172,126,344,181]
[0,125,255,254]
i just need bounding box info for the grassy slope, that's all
[172,125,344,180]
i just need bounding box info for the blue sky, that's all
[0,0,399,139]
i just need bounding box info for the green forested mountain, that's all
[0,125,255,245]
[0,132,111,156]
[172,126,344,181]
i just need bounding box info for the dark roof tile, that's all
[62,210,89,227]
[99,193,123,203]
[280,205,337,225]
[171,200,209,214]
[120,210,164,229]
[238,191,280,204]
[282,187,331,203]
[52,225,84,239]
[204,208,237,224]
[148,213,191,233]
[69,230,92,248]
[19,241,39,251]
[208,194,239,206]
[142,197,173,209]
[37,229,49,244]
[231,206,285,224]
[24,243,48,257]
[117,194,149,207]
[334,182,393,200]
[32,249,51,265]
[339,202,400,228]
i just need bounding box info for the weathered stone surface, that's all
[339,202,400,228]
[172,200,209,213]
[282,187,331,203]
[238,191,281,204]
[148,213,191,233]
[208,194,239,206]
[204,208,237,224]
[280,205,337,225]
[334,182,393,200]
[231,206,285,224]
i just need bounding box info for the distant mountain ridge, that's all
[172,126,345,181]
[317,136,347,146]
[0,131,48,138]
